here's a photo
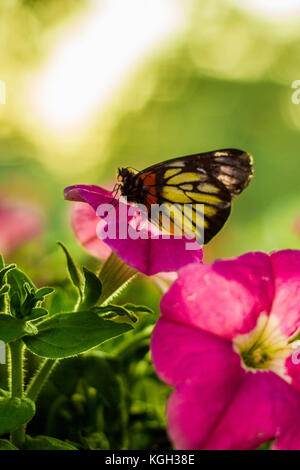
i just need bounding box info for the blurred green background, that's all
[1,0,300,449]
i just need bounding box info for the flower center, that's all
[233,314,293,382]
[241,347,269,369]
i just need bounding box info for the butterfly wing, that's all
[138,148,253,244]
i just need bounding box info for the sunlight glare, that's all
[29,0,185,135]
[231,0,300,19]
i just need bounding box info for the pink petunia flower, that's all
[0,197,42,256]
[64,184,203,276]
[151,250,300,450]
[71,202,112,260]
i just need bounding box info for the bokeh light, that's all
[29,0,186,135]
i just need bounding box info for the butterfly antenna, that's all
[127,166,139,173]
[110,183,121,208]
[102,184,121,219]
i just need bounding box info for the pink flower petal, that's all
[71,202,111,260]
[160,252,274,340]
[151,318,243,449]
[64,185,203,276]
[152,320,300,449]
[285,354,300,393]
[64,185,112,208]
[270,250,300,337]
[204,371,300,450]
[0,199,42,255]
[151,317,240,387]
[165,360,300,450]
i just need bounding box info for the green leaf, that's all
[122,303,153,315]
[57,242,83,294]
[95,302,153,323]
[0,397,35,435]
[80,267,102,310]
[6,268,35,298]
[0,439,18,450]
[21,284,40,318]
[24,435,77,450]
[48,285,77,315]
[0,262,16,313]
[6,269,53,319]
[6,268,36,318]
[0,264,16,286]
[93,305,137,323]
[0,314,37,343]
[23,311,133,358]
[26,308,48,321]
[0,284,9,296]
[0,294,6,313]
[34,287,54,300]
[21,285,53,319]
[9,293,22,318]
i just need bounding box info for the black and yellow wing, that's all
[138,148,253,244]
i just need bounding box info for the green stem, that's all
[25,359,57,402]
[9,339,25,448]
[74,294,82,312]
[99,253,137,305]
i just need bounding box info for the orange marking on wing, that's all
[148,187,157,196]
[141,172,158,210]
[145,194,158,211]
[141,172,156,186]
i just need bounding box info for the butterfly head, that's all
[117,167,128,179]
[117,167,143,202]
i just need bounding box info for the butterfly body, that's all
[117,148,253,244]
[117,168,149,203]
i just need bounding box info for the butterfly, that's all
[116,148,253,244]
